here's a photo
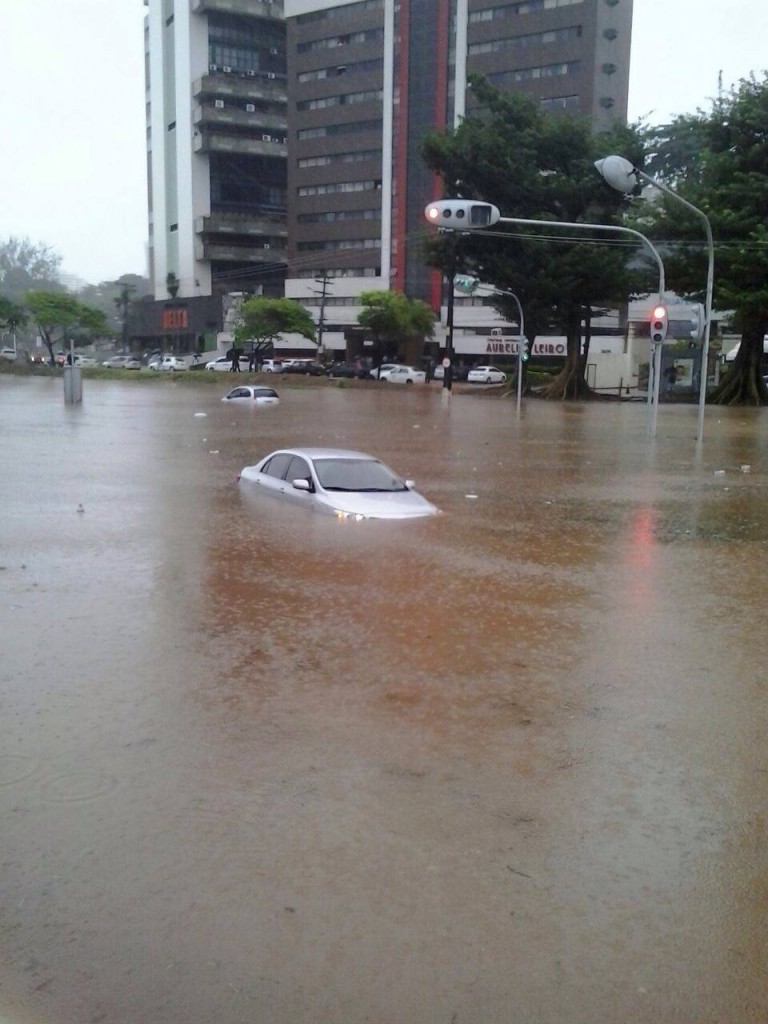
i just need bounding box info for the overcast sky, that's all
[2,0,765,286]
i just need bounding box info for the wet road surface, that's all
[1,376,767,1023]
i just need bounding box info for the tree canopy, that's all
[0,237,62,304]
[234,297,316,356]
[357,290,435,364]
[25,290,109,365]
[639,73,768,405]
[422,76,647,397]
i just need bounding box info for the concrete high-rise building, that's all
[145,0,288,303]
[284,0,633,357]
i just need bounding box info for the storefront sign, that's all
[161,308,189,330]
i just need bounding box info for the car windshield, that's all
[312,458,407,492]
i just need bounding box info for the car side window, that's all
[285,456,313,490]
[230,388,248,398]
[262,453,293,479]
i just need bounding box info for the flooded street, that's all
[1,375,767,1024]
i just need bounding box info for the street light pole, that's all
[595,155,715,442]
[494,214,665,437]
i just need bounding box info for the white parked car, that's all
[239,447,439,520]
[102,354,141,369]
[1,347,18,362]
[467,365,507,384]
[205,354,249,372]
[222,385,279,405]
[370,363,398,380]
[379,364,426,384]
[72,354,98,367]
[260,359,284,373]
[150,355,187,372]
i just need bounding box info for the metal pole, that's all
[497,215,666,436]
[633,170,714,442]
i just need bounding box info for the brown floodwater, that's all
[1,375,767,1024]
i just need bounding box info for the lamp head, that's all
[594,155,638,195]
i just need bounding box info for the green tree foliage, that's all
[234,297,316,358]
[25,291,110,366]
[357,290,435,363]
[640,74,768,405]
[0,297,27,333]
[76,275,150,337]
[0,237,63,304]
[422,77,647,398]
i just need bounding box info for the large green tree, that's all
[422,77,648,398]
[640,74,768,405]
[357,290,435,365]
[234,297,316,359]
[25,291,109,366]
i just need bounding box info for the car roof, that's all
[266,447,377,461]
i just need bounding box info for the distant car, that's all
[223,385,280,405]
[326,362,373,380]
[260,359,284,373]
[102,354,141,369]
[432,364,470,382]
[282,359,326,376]
[72,354,98,367]
[369,363,398,380]
[239,447,439,520]
[379,364,426,385]
[1,347,18,362]
[205,355,250,372]
[467,365,507,384]
[150,355,187,372]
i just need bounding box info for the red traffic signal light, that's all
[650,305,668,344]
[424,200,501,230]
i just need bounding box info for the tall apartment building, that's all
[145,0,288,303]
[284,0,633,356]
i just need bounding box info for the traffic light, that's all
[453,274,479,295]
[650,304,668,344]
[689,303,706,342]
[519,338,529,361]
[424,200,501,230]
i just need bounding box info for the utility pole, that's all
[311,273,331,359]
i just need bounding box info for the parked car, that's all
[150,355,187,372]
[1,347,18,362]
[379,364,426,385]
[72,354,98,367]
[282,359,326,376]
[205,355,250,372]
[326,362,373,380]
[369,363,398,380]
[102,354,141,369]
[239,447,439,520]
[260,359,284,373]
[467,365,507,384]
[222,385,280,405]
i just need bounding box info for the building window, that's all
[470,0,584,22]
[170,223,178,232]
[298,208,379,223]
[296,90,382,112]
[167,121,176,131]
[297,29,384,54]
[488,60,582,87]
[468,25,582,56]
[297,238,381,252]
[539,94,580,110]
[297,119,381,141]
[296,0,383,25]
[297,58,383,83]
[297,179,380,197]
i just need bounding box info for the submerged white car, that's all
[222,385,279,405]
[239,447,439,520]
[467,365,507,384]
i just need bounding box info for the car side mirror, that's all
[292,478,311,492]
[405,479,415,490]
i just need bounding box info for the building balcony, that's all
[195,211,287,240]
[196,240,288,264]
[193,104,286,134]
[191,0,283,21]
[194,71,286,105]
[193,132,288,159]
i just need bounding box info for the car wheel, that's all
[406,379,413,384]
[485,376,491,383]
